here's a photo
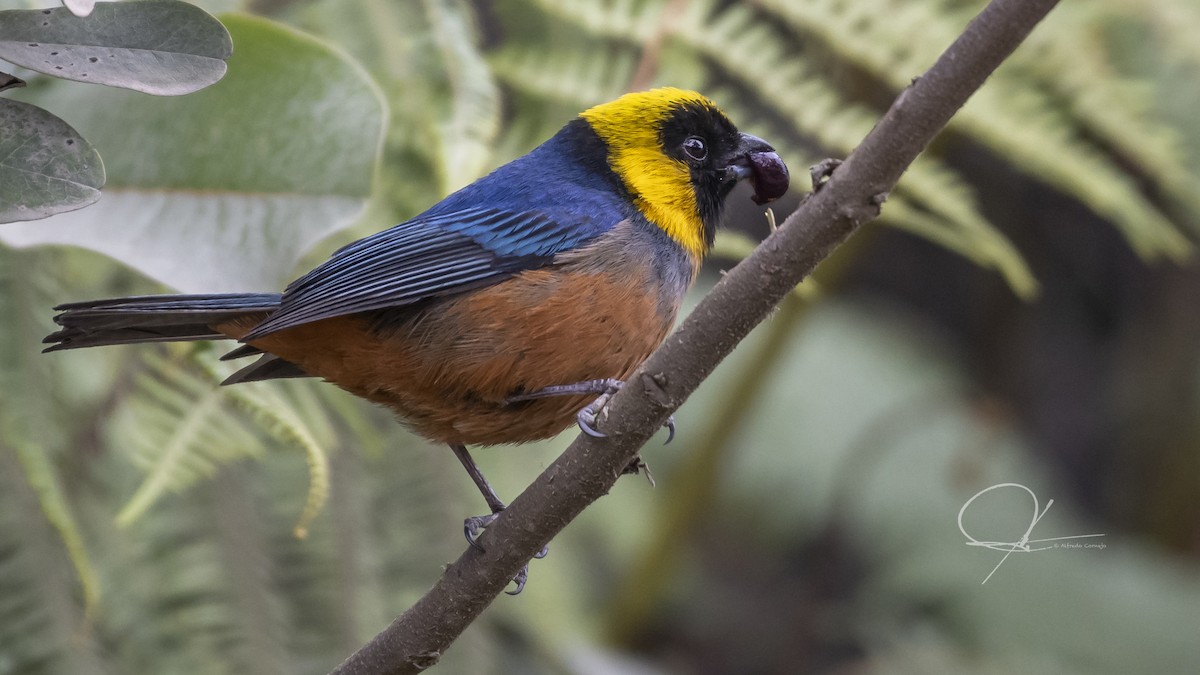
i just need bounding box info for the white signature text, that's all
[958,482,1105,584]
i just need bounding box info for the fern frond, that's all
[421,0,502,193]
[0,445,104,675]
[754,0,1193,261]
[752,0,954,78]
[1108,0,1200,70]
[965,84,1191,258]
[897,159,1039,296]
[1011,3,1200,224]
[489,42,637,109]
[524,0,665,43]
[692,4,1038,296]
[207,470,292,675]
[98,480,258,674]
[112,351,333,539]
[115,359,261,527]
[12,440,103,616]
[0,247,102,617]
[1018,7,1179,171]
[195,359,333,540]
[719,89,1036,295]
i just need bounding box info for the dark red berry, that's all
[748,151,789,205]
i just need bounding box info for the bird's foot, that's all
[578,388,675,444]
[507,379,675,442]
[451,443,548,594]
[463,511,498,552]
[507,545,551,596]
[462,509,549,595]
[575,384,620,437]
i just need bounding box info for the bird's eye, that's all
[682,136,707,162]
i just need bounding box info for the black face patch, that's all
[658,102,743,247]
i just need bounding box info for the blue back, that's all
[425,120,635,251]
[243,120,641,338]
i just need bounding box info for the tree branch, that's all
[329,0,1061,671]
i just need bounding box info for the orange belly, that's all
[219,266,677,445]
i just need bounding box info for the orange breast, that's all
[220,264,680,445]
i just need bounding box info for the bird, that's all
[43,87,789,593]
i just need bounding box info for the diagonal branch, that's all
[330,0,1061,672]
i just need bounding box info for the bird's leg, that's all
[507,379,673,482]
[508,377,624,401]
[450,443,548,595]
[509,378,676,444]
[575,382,625,439]
[451,442,507,528]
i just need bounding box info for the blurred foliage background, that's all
[2,0,1200,673]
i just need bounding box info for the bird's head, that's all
[580,88,789,259]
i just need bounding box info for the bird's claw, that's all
[508,563,531,595]
[505,544,551,595]
[577,400,609,437]
[464,511,550,594]
[576,391,676,444]
[463,512,499,551]
[575,381,622,437]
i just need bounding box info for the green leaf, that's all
[11,438,101,615]
[0,14,386,292]
[0,0,231,95]
[0,98,104,223]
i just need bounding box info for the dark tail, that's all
[44,293,283,352]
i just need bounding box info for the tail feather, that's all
[44,293,282,352]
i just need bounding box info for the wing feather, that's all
[242,208,601,338]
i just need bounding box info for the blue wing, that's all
[242,207,608,338]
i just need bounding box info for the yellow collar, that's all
[581,88,718,260]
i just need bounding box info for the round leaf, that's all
[0,0,232,95]
[0,14,385,292]
[62,0,95,19]
[0,98,103,223]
